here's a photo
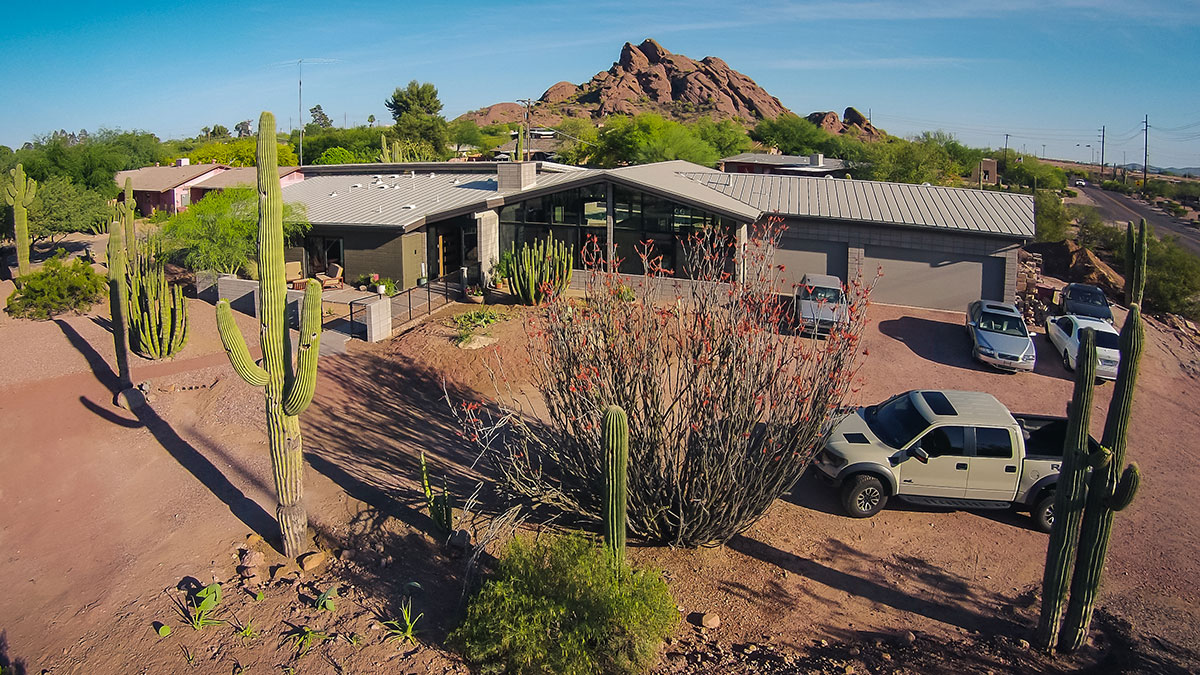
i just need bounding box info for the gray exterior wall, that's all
[777,216,1022,308]
[312,225,407,284]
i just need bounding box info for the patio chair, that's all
[316,263,344,289]
[284,261,303,284]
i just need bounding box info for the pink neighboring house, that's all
[114,161,306,215]
[115,160,228,215]
[189,166,304,204]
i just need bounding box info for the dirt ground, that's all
[2,289,1199,673]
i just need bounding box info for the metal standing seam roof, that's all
[680,172,1035,239]
[721,152,848,170]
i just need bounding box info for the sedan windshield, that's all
[802,286,844,304]
[978,312,1028,337]
[1071,289,1107,307]
[865,393,930,448]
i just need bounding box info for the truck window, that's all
[975,427,1014,459]
[865,394,929,448]
[918,426,966,458]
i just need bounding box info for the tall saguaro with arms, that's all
[216,112,323,558]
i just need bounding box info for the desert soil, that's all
[1,290,1199,673]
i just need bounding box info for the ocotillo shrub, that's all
[451,534,676,675]
[455,217,875,547]
[128,236,189,360]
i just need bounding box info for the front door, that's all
[897,426,969,498]
[966,427,1021,501]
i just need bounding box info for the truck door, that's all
[966,427,1021,500]
[897,426,968,498]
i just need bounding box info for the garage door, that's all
[771,238,848,293]
[863,245,1004,311]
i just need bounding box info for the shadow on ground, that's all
[55,319,279,548]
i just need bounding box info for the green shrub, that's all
[1035,190,1069,242]
[451,534,677,675]
[149,209,170,224]
[6,250,106,319]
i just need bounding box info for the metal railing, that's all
[389,268,466,327]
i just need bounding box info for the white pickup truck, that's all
[813,390,1096,532]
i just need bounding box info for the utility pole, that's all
[1003,133,1010,179]
[298,59,304,166]
[1098,125,1106,178]
[1042,144,1046,158]
[516,98,535,162]
[1142,114,1149,186]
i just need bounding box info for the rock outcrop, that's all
[805,107,886,141]
[459,39,792,126]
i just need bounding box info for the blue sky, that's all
[4,0,1200,167]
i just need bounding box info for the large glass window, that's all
[499,182,727,277]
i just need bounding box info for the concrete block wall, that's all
[475,209,500,284]
[362,296,392,342]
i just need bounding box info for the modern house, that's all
[115,161,303,214]
[970,158,1000,186]
[720,152,848,177]
[281,160,1033,311]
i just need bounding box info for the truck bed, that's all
[1014,414,1100,459]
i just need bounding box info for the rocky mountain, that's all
[806,107,886,142]
[459,39,791,127]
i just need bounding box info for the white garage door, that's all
[771,238,848,294]
[863,245,1005,311]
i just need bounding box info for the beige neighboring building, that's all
[970,158,999,186]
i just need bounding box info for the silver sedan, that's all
[965,301,1037,372]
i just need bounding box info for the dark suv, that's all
[1060,283,1113,322]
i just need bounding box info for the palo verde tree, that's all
[457,218,874,546]
[5,163,37,278]
[216,111,323,558]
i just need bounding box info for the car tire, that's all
[1062,349,1073,371]
[841,474,888,518]
[1033,491,1055,533]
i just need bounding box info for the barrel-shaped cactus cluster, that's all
[1036,220,1147,654]
[5,164,37,279]
[506,235,573,305]
[216,111,323,558]
[602,405,629,566]
[128,235,189,360]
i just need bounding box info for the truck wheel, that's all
[842,474,887,518]
[1033,492,1055,533]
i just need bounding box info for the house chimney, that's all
[497,161,536,192]
[810,153,823,167]
[176,157,190,167]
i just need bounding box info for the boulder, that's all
[540,81,579,104]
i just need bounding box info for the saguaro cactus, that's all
[1124,220,1147,307]
[108,187,133,391]
[1058,305,1144,652]
[5,163,37,278]
[216,111,323,559]
[602,405,629,566]
[506,235,573,305]
[128,236,189,359]
[1034,329,1097,652]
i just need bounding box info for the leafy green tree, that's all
[314,146,359,165]
[692,118,751,158]
[210,124,231,139]
[162,186,309,275]
[309,105,333,129]
[448,119,484,151]
[24,176,110,244]
[235,120,252,138]
[592,114,718,168]
[367,114,376,127]
[1035,190,1069,242]
[292,126,388,164]
[386,81,448,155]
[189,139,299,167]
[553,118,600,165]
[751,114,832,156]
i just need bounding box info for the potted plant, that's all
[490,251,514,289]
[371,273,385,295]
[465,284,485,304]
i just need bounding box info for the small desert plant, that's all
[314,586,338,612]
[451,534,677,675]
[230,614,259,642]
[5,250,106,320]
[420,452,453,534]
[282,624,331,658]
[173,583,224,630]
[451,306,505,344]
[381,599,423,647]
